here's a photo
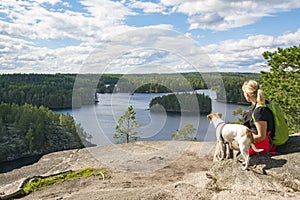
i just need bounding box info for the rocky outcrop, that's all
[206,133,300,199]
[1,134,300,200]
[0,125,94,164]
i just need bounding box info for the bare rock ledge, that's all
[1,134,300,200]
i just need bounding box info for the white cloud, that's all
[124,1,300,32]
[80,28,216,74]
[160,0,184,6]
[0,0,137,73]
[129,1,165,13]
[0,32,95,73]
[39,0,62,4]
[0,0,135,42]
[0,0,299,74]
[160,0,300,31]
[205,28,300,72]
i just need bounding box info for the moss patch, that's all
[22,168,109,195]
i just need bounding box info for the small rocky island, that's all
[149,93,212,114]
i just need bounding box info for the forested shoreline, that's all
[0,72,260,109]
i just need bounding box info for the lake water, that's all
[1,90,250,173]
[0,155,42,173]
[58,90,250,146]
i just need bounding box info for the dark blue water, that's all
[0,155,42,173]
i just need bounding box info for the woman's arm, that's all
[253,121,267,142]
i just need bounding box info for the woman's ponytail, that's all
[256,89,265,105]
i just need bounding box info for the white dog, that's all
[207,113,263,170]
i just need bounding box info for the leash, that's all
[215,122,226,142]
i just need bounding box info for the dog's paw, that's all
[242,163,249,170]
[242,161,250,170]
[217,154,225,161]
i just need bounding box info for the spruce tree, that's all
[114,105,142,143]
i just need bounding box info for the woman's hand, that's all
[254,121,267,142]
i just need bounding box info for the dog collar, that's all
[215,122,226,130]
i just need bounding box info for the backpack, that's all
[252,102,289,146]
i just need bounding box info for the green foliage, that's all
[0,103,92,161]
[0,74,100,109]
[215,73,260,104]
[172,124,197,141]
[22,168,109,195]
[231,107,249,124]
[0,73,260,109]
[261,45,300,133]
[116,73,207,93]
[149,92,212,114]
[114,105,142,143]
[0,74,74,109]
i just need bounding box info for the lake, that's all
[58,90,250,146]
[1,90,249,173]
[0,155,42,173]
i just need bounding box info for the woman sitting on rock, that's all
[242,80,276,155]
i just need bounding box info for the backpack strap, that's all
[251,103,265,124]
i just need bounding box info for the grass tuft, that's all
[22,168,109,195]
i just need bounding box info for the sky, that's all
[1,0,300,74]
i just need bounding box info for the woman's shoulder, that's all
[255,105,266,112]
[254,104,266,112]
[254,104,272,117]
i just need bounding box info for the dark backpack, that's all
[252,102,289,146]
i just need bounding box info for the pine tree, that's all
[25,128,35,152]
[261,45,300,133]
[172,123,197,141]
[114,105,142,143]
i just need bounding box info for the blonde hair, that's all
[242,80,265,105]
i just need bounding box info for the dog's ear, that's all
[216,113,222,118]
[207,114,213,121]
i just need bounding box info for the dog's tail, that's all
[246,128,264,153]
[250,143,264,153]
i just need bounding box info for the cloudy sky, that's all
[1,0,300,74]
